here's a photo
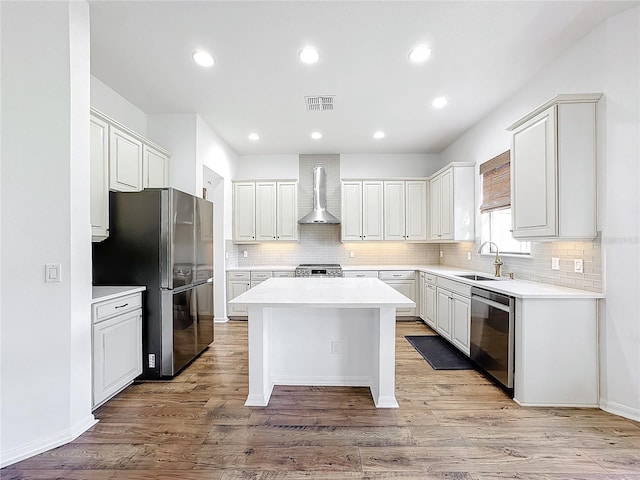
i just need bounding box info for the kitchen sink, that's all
[456,274,497,281]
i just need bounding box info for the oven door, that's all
[470,288,515,390]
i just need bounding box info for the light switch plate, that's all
[467,252,472,261]
[551,258,560,270]
[45,264,62,283]
[574,258,584,273]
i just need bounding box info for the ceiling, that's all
[89,1,637,156]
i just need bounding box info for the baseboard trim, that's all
[1,414,97,468]
[600,399,640,422]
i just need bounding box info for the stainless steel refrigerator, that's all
[92,188,214,379]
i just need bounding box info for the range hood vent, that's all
[305,95,334,112]
[298,166,340,224]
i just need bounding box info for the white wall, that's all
[440,7,640,421]
[0,1,95,467]
[341,153,444,178]
[90,75,148,136]
[234,154,299,179]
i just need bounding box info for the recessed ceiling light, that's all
[373,131,385,139]
[299,47,320,64]
[192,50,214,67]
[248,133,260,141]
[310,131,322,140]
[409,44,432,63]
[432,96,448,109]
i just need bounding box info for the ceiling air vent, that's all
[305,95,335,112]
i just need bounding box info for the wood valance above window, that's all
[479,150,510,213]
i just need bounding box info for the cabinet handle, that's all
[356,274,365,277]
[393,274,402,277]
[115,303,129,309]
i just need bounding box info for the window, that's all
[481,208,530,255]
[479,151,530,256]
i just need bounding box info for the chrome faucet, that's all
[478,241,504,277]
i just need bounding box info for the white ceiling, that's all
[89,1,637,155]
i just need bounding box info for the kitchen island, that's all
[229,277,415,408]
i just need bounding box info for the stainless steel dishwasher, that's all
[470,287,515,393]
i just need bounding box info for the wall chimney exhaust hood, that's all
[298,166,340,224]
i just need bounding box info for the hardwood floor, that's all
[4,320,640,479]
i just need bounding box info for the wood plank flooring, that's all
[4,320,640,479]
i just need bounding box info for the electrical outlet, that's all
[467,252,471,261]
[243,250,248,258]
[574,258,584,273]
[148,354,156,368]
[552,257,560,270]
[349,251,355,258]
[440,251,444,258]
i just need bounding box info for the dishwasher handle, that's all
[472,295,511,313]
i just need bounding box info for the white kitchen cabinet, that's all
[276,181,299,241]
[90,114,110,242]
[233,180,298,243]
[255,182,277,241]
[379,270,416,317]
[451,293,471,355]
[508,94,600,240]
[424,282,437,330]
[92,292,143,409]
[435,277,471,354]
[418,272,425,320]
[383,180,427,241]
[341,181,384,241]
[227,271,251,317]
[233,182,256,242]
[142,144,170,188]
[429,163,474,242]
[109,125,143,192]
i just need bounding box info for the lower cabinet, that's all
[92,292,143,409]
[227,271,251,317]
[450,293,471,355]
[424,281,437,330]
[432,274,471,355]
[379,270,416,317]
[436,288,453,339]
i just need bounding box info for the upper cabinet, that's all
[90,108,171,242]
[507,94,601,240]
[90,115,110,242]
[341,180,384,241]
[384,180,428,241]
[232,180,298,243]
[428,163,474,242]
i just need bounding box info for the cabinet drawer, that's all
[437,277,471,297]
[196,269,212,281]
[343,270,378,278]
[424,272,437,284]
[379,270,416,280]
[251,271,272,281]
[227,271,251,281]
[94,293,142,323]
[273,271,295,278]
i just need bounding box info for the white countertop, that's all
[227,265,297,272]
[92,286,146,304]
[229,277,416,308]
[227,264,603,299]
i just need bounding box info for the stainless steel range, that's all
[295,263,343,277]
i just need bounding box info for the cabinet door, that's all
[109,126,143,192]
[90,115,109,241]
[276,182,298,241]
[439,170,454,240]
[362,181,384,240]
[451,293,471,355]
[227,280,250,316]
[511,105,558,238]
[383,279,416,317]
[384,181,406,240]
[255,182,277,241]
[233,183,256,242]
[429,175,442,240]
[92,309,142,408]
[341,181,363,241]
[418,273,425,319]
[436,289,452,339]
[424,283,437,330]
[405,180,427,241]
[143,145,169,188]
